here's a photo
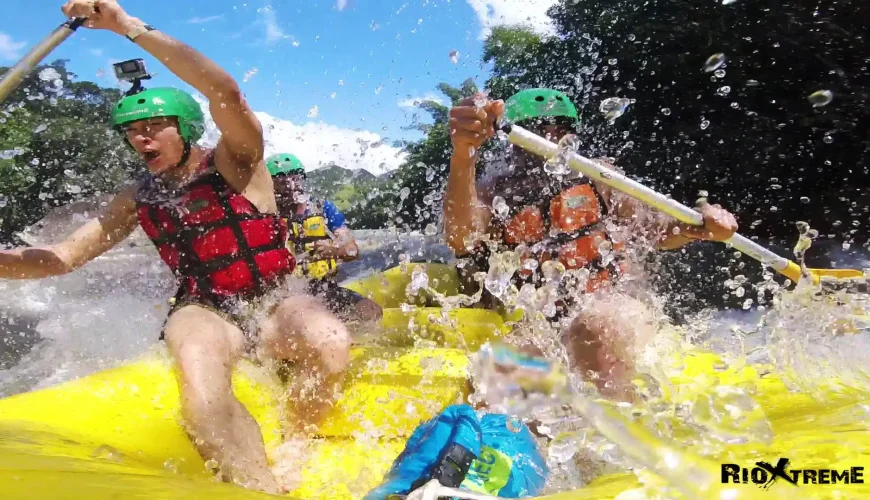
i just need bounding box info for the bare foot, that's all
[269,437,313,493]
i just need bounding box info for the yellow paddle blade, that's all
[781,261,864,284]
[810,268,865,280]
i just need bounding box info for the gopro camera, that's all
[113,58,150,82]
[113,58,152,96]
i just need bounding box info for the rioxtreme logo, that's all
[722,458,865,489]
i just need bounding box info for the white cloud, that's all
[260,4,289,43]
[187,15,224,24]
[89,48,103,57]
[195,97,406,176]
[398,93,445,108]
[0,32,26,61]
[465,0,558,38]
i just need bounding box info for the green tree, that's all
[0,60,138,245]
[481,0,870,250]
[388,78,479,232]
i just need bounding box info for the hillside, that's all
[306,165,394,228]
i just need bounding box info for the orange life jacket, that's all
[499,179,624,293]
[135,153,295,300]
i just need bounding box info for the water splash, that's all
[599,97,630,124]
[808,90,833,108]
[703,53,726,73]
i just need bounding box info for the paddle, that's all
[0,18,87,104]
[504,124,864,285]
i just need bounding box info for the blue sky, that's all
[1,0,557,173]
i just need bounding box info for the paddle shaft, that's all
[506,125,804,283]
[0,18,87,104]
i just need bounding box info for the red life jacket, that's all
[135,153,295,299]
[497,177,625,293]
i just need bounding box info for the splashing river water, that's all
[1,206,870,499]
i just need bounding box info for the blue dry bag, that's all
[364,404,548,499]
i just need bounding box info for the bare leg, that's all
[562,293,656,401]
[258,295,352,435]
[163,305,281,494]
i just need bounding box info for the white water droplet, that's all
[423,223,438,236]
[408,266,430,294]
[808,90,833,108]
[608,58,617,65]
[549,433,581,463]
[399,187,410,201]
[492,196,510,219]
[34,124,47,133]
[425,168,435,182]
[307,105,319,118]
[67,184,82,194]
[599,97,630,123]
[823,134,834,144]
[163,458,180,473]
[0,196,8,208]
[703,53,726,73]
[449,50,460,64]
[714,68,726,78]
[242,67,258,82]
[800,196,810,204]
[330,92,336,99]
[722,0,737,4]
[700,119,710,130]
[717,86,731,96]
[661,107,671,116]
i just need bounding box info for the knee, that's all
[355,299,383,322]
[269,296,352,375]
[317,324,352,375]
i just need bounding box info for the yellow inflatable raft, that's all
[0,263,868,499]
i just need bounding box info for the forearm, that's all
[0,247,73,280]
[117,17,239,101]
[443,152,487,255]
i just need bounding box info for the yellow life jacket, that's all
[284,213,338,280]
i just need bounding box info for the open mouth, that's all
[142,151,160,163]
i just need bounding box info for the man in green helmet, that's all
[443,89,738,400]
[266,153,383,322]
[0,0,351,494]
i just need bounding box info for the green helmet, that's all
[266,153,305,176]
[504,88,578,124]
[110,88,205,143]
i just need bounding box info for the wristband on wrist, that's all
[126,24,156,42]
